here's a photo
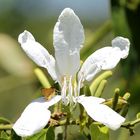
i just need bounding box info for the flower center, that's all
[61,75,77,105]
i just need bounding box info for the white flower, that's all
[13,8,130,137]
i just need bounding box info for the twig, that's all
[0,124,13,130]
[121,118,140,136]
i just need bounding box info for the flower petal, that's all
[112,36,130,59]
[13,96,61,137]
[13,98,51,137]
[44,95,62,107]
[53,8,85,76]
[78,37,130,82]
[78,96,125,130]
[77,95,105,105]
[18,30,57,80]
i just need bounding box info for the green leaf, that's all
[26,127,54,140]
[26,130,47,140]
[0,131,9,139]
[46,127,55,140]
[90,123,109,140]
[0,117,11,124]
[11,130,21,140]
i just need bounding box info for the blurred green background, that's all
[0,0,140,139]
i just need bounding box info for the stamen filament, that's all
[68,76,73,104]
[61,76,68,105]
[77,75,83,97]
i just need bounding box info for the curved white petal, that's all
[77,95,105,105]
[78,37,130,82]
[13,98,51,137]
[78,96,125,130]
[53,8,85,76]
[44,95,62,107]
[18,30,57,80]
[112,36,130,59]
[13,96,61,137]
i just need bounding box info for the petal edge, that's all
[18,30,57,80]
[13,98,51,137]
[78,96,125,130]
[53,8,85,76]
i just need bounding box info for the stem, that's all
[34,68,51,88]
[0,124,13,130]
[1,118,140,137]
[0,120,80,131]
[90,71,112,96]
[94,80,107,97]
[121,118,140,136]
[112,88,120,110]
[123,92,131,100]
[127,118,140,126]
[120,104,129,117]
[130,119,140,126]
[63,125,68,140]
[49,119,80,127]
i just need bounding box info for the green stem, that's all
[90,71,112,96]
[123,92,131,100]
[34,68,51,88]
[94,80,107,97]
[130,118,140,126]
[120,104,129,117]
[121,118,140,136]
[64,124,68,140]
[1,118,140,134]
[112,88,120,110]
[0,124,13,130]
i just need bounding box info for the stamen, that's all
[74,84,77,98]
[68,76,73,104]
[61,76,68,105]
[77,74,83,97]
[73,84,78,104]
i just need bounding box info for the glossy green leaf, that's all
[90,123,109,140]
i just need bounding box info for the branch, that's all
[0,124,13,130]
[49,118,80,127]
[121,118,140,136]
